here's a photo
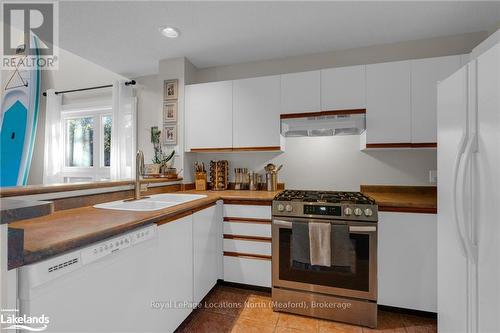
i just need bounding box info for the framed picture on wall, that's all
[164,79,178,100]
[163,125,177,145]
[163,101,177,123]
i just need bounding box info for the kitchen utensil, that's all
[234,167,250,190]
[249,172,260,191]
[265,164,282,191]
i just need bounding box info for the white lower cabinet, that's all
[193,203,221,304]
[223,221,272,238]
[223,204,272,219]
[223,239,271,256]
[156,215,194,333]
[223,204,272,288]
[156,203,221,332]
[377,212,437,312]
[224,256,272,287]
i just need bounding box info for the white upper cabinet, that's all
[411,55,462,143]
[280,70,320,114]
[321,65,366,110]
[366,60,411,144]
[185,81,233,150]
[233,75,282,148]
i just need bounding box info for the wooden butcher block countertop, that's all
[361,185,437,214]
[8,190,281,266]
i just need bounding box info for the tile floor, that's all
[175,285,437,333]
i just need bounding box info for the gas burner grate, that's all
[275,190,375,204]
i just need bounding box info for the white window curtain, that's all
[43,89,63,184]
[110,80,137,180]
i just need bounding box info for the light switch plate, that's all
[429,170,437,184]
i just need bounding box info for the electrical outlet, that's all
[429,170,437,184]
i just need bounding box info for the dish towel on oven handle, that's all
[291,221,311,264]
[331,223,353,267]
[309,222,331,266]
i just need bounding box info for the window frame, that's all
[61,106,112,182]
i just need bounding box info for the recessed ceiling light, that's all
[159,26,180,38]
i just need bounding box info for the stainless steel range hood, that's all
[280,110,366,137]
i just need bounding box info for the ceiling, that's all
[58,1,500,77]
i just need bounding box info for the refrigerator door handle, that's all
[455,133,478,263]
[452,132,471,260]
[459,133,478,262]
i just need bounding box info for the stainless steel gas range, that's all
[272,190,378,328]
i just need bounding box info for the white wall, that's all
[135,57,196,182]
[194,31,487,83]
[135,74,162,165]
[191,136,436,191]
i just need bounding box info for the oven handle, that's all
[273,219,376,233]
[273,219,293,227]
[348,226,376,233]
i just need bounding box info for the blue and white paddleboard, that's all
[0,35,41,186]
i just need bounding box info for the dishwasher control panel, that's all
[81,225,157,265]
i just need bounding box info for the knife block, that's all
[195,172,207,191]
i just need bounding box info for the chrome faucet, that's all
[134,150,146,200]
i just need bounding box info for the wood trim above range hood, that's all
[280,108,366,119]
[365,142,437,149]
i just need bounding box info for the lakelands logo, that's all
[1,309,50,331]
[1,1,59,70]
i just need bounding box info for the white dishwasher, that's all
[18,224,158,333]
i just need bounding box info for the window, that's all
[65,117,94,167]
[61,107,112,182]
[102,115,112,167]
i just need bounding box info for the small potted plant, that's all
[151,127,176,177]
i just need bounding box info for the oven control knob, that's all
[344,207,353,216]
[364,208,373,217]
[277,204,285,212]
[354,208,363,216]
[285,204,293,212]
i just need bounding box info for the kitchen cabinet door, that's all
[321,65,366,110]
[185,81,233,151]
[378,212,437,312]
[193,203,221,303]
[233,75,282,149]
[366,61,411,144]
[411,55,462,143]
[157,215,193,332]
[281,70,320,114]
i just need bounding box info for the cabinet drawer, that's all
[223,239,271,256]
[223,222,271,237]
[223,256,271,287]
[223,204,271,219]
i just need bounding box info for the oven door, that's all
[272,217,377,301]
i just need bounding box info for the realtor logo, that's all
[1,1,59,69]
[1,309,50,331]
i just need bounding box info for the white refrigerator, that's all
[437,38,499,333]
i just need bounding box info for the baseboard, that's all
[378,305,437,319]
[217,279,271,294]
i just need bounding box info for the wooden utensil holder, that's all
[195,172,207,191]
